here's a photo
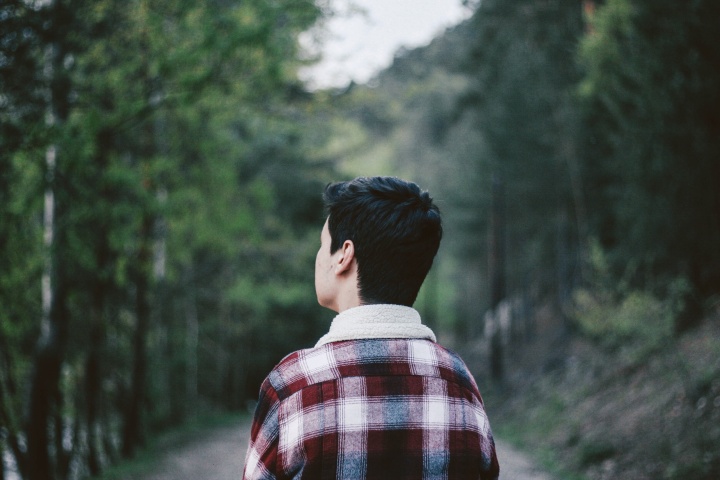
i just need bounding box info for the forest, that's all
[1,0,719,479]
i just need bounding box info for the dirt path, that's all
[134,418,557,480]
[494,440,557,480]
[132,420,251,480]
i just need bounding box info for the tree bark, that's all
[0,432,4,480]
[27,82,64,480]
[26,282,68,480]
[488,173,506,383]
[0,334,25,479]
[122,213,153,458]
[185,292,199,420]
[85,283,105,476]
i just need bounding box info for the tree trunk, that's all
[26,12,76,476]
[563,140,589,283]
[85,284,105,476]
[122,15,158,452]
[185,292,199,420]
[26,283,68,480]
[53,382,73,480]
[0,334,25,479]
[27,121,64,480]
[488,173,506,383]
[122,213,153,458]
[556,210,572,307]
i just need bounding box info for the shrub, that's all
[572,240,689,356]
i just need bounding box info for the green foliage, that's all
[314,2,719,478]
[326,0,587,334]
[572,240,691,358]
[577,0,720,297]
[3,0,718,476]
[1,0,329,477]
[490,307,720,479]
[573,288,674,354]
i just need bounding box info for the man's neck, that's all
[331,274,361,313]
[333,294,361,313]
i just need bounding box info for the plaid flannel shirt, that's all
[242,338,499,479]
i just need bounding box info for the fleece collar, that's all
[315,304,436,347]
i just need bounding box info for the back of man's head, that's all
[323,176,442,307]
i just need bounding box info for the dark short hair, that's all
[323,176,442,306]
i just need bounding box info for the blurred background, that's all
[1,0,719,479]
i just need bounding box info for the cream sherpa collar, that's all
[315,304,437,347]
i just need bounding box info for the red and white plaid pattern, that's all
[243,338,499,479]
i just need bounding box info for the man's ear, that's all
[335,239,355,275]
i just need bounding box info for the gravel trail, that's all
[495,440,557,480]
[131,420,251,480]
[133,418,557,480]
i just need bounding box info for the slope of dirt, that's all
[481,304,720,480]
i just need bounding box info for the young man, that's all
[243,177,499,479]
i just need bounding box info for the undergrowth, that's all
[482,298,720,480]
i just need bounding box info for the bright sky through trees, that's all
[300,0,472,89]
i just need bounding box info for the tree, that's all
[1,0,327,477]
[578,0,720,309]
[459,0,585,305]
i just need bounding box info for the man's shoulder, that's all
[265,338,480,401]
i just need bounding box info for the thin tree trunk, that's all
[85,140,113,475]
[27,121,63,480]
[185,292,199,420]
[122,212,153,458]
[0,354,7,480]
[488,173,506,383]
[0,434,4,480]
[53,381,73,480]
[564,150,588,282]
[26,18,73,478]
[0,334,25,479]
[123,0,178,443]
[122,6,157,452]
[85,285,104,476]
[556,210,572,307]
[41,145,56,344]
[27,284,68,480]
